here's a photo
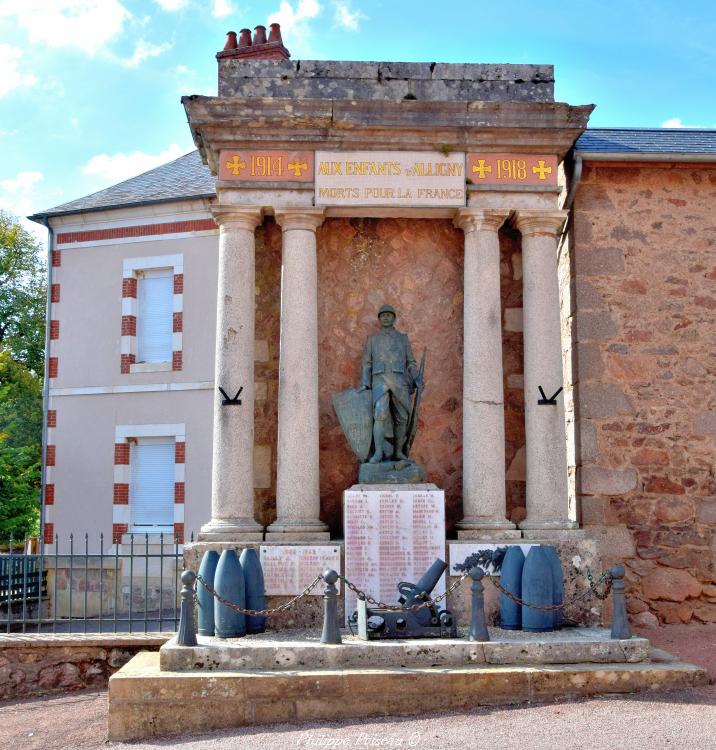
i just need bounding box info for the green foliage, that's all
[0,335,43,540]
[0,211,47,375]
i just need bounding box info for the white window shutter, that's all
[136,270,173,363]
[130,438,175,531]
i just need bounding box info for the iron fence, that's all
[0,531,194,633]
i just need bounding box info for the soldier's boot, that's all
[369,422,385,463]
[393,425,408,460]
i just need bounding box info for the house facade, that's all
[30,25,716,625]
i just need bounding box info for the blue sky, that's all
[1,0,715,240]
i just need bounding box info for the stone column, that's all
[455,208,517,538]
[514,210,577,531]
[199,207,264,541]
[266,209,329,540]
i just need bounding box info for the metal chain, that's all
[196,573,323,617]
[485,569,614,611]
[340,572,469,612]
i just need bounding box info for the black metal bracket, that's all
[538,386,563,406]
[218,386,243,406]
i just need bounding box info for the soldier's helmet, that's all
[377,304,396,318]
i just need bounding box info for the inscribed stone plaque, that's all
[467,153,558,187]
[448,542,536,576]
[219,150,314,182]
[260,545,341,595]
[343,485,446,623]
[315,151,465,207]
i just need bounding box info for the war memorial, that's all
[25,21,715,741]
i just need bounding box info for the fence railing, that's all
[0,531,194,634]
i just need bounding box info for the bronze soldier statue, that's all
[357,304,423,463]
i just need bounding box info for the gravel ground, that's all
[1,624,714,750]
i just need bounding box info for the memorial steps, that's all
[107,629,707,741]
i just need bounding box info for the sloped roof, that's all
[575,127,716,156]
[29,128,716,221]
[29,150,215,221]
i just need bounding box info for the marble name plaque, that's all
[315,151,466,207]
[448,542,536,576]
[343,485,446,623]
[260,545,341,596]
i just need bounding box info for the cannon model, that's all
[351,559,457,639]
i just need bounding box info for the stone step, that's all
[109,651,708,741]
[160,627,651,672]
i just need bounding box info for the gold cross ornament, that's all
[288,159,308,177]
[532,159,553,180]
[472,159,493,179]
[225,155,247,175]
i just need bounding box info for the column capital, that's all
[513,209,567,237]
[274,208,325,232]
[454,208,510,234]
[211,205,263,231]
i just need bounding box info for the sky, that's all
[1,0,715,242]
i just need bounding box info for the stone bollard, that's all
[609,564,632,640]
[468,566,490,641]
[176,570,198,647]
[320,570,342,645]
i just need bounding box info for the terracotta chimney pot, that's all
[223,31,238,50]
[238,28,252,47]
[268,23,283,44]
[253,25,267,45]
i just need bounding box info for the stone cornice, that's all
[182,96,594,175]
[274,208,325,232]
[454,208,511,233]
[211,205,262,230]
[513,209,567,237]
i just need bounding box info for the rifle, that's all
[405,349,426,458]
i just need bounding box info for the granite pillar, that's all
[455,209,517,538]
[199,207,263,541]
[514,210,576,531]
[266,209,329,540]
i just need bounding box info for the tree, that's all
[0,350,42,539]
[0,211,47,375]
[0,211,45,539]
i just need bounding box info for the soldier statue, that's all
[333,304,426,483]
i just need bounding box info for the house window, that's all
[136,269,173,364]
[129,437,175,533]
[121,254,183,374]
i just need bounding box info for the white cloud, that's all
[661,117,703,128]
[81,144,185,183]
[0,128,19,136]
[269,0,320,34]
[212,0,233,17]
[268,0,321,55]
[0,43,38,96]
[117,39,172,67]
[153,0,189,10]
[0,0,131,55]
[0,171,45,235]
[333,2,365,31]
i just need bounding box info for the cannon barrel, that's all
[414,558,447,597]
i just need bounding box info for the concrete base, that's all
[264,531,331,541]
[160,628,650,672]
[109,646,707,741]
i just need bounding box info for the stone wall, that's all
[0,634,168,699]
[218,59,554,102]
[253,218,527,536]
[571,161,716,624]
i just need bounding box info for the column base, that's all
[519,519,580,533]
[457,529,523,540]
[265,518,330,542]
[197,518,264,543]
[457,516,517,534]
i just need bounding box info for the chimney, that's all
[217,21,290,61]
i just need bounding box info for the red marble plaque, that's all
[219,150,314,182]
[467,153,558,187]
[260,545,341,595]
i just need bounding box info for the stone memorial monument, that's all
[333,304,427,483]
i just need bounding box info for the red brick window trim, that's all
[58,219,216,245]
